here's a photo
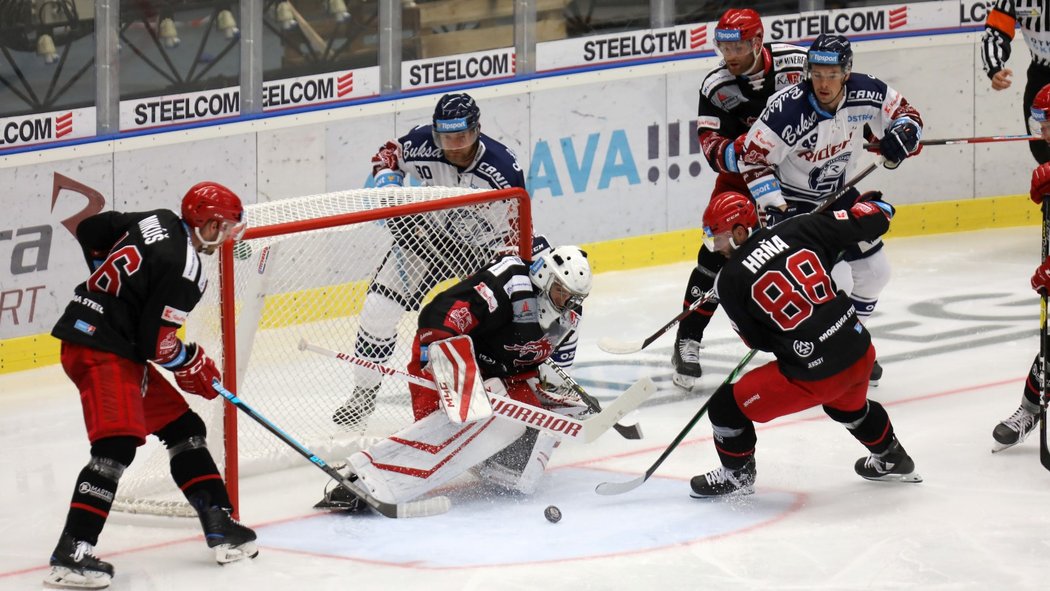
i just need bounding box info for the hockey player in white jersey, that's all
[332,94,582,429]
[740,34,924,385]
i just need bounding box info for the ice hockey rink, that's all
[2,224,1048,591]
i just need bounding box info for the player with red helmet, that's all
[689,191,920,498]
[992,83,1050,452]
[672,8,808,390]
[45,182,256,588]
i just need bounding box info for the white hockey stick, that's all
[299,339,656,443]
[212,380,450,518]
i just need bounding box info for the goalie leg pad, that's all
[428,335,493,423]
[479,429,559,494]
[348,410,526,504]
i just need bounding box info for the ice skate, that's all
[689,457,756,498]
[332,385,379,429]
[992,399,1041,453]
[855,439,922,482]
[199,506,259,564]
[672,338,703,390]
[44,532,114,590]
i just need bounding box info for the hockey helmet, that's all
[1032,84,1050,123]
[702,191,758,252]
[529,245,592,331]
[432,93,481,151]
[714,8,763,59]
[181,181,246,246]
[806,34,853,78]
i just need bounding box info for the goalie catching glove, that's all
[160,342,221,399]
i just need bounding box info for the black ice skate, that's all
[44,532,114,590]
[992,398,1041,452]
[672,338,703,390]
[855,439,922,483]
[869,359,883,387]
[199,506,259,564]
[332,385,379,429]
[689,457,756,498]
[313,474,369,513]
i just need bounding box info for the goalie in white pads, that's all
[318,245,593,508]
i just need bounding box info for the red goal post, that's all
[111,186,532,517]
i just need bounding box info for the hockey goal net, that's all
[111,186,532,516]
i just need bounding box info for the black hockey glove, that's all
[762,205,796,228]
[879,121,921,168]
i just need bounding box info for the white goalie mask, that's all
[529,245,592,330]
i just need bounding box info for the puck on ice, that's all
[544,505,562,523]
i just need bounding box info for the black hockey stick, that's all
[212,380,451,518]
[543,358,643,439]
[1040,200,1050,471]
[595,348,757,496]
[597,289,717,355]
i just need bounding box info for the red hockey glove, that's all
[172,343,221,400]
[1031,162,1050,205]
[1032,258,1050,297]
[370,141,400,174]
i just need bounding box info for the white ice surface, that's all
[2,226,1049,590]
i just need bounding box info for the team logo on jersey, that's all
[473,283,499,312]
[444,302,478,333]
[505,338,554,366]
[808,152,850,194]
[834,210,849,220]
[793,339,814,358]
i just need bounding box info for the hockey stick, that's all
[595,348,758,496]
[598,160,881,356]
[863,133,1039,149]
[1040,199,1050,471]
[299,339,657,444]
[597,289,717,355]
[542,358,643,439]
[211,380,451,518]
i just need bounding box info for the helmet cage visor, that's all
[196,214,247,247]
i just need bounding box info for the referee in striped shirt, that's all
[982,0,1050,163]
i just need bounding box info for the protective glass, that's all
[702,226,732,253]
[716,39,753,58]
[432,123,480,151]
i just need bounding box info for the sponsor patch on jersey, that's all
[474,283,499,312]
[444,302,479,334]
[157,327,180,362]
[161,305,188,326]
[74,320,96,336]
[834,210,849,220]
[513,298,539,323]
[504,275,532,298]
[697,116,721,130]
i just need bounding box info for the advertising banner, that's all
[0,108,96,152]
[402,48,517,91]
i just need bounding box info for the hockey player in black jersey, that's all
[323,245,593,506]
[688,191,920,498]
[672,8,807,390]
[45,182,255,589]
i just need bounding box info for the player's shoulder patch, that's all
[834,210,849,220]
